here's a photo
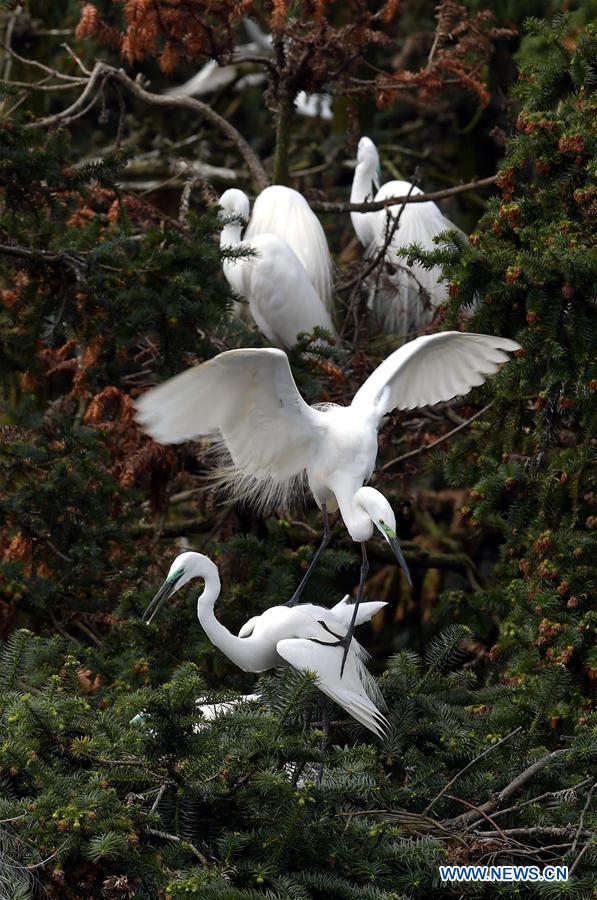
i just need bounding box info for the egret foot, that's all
[286,504,330,607]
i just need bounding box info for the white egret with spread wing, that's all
[351,136,462,338]
[136,331,520,673]
[142,552,388,737]
[219,189,336,349]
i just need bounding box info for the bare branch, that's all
[379,403,494,473]
[0,41,88,81]
[448,749,572,829]
[24,60,269,191]
[61,41,92,76]
[311,175,498,213]
[570,780,596,857]
[24,60,107,129]
[425,727,522,815]
[143,827,209,866]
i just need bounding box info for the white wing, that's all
[245,185,333,311]
[297,598,386,630]
[295,91,333,120]
[164,60,236,97]
[238,234,336,348]
[135,349,322,485]
[352,331,521,418]
[276,638,388,738]
[329,596,386,627]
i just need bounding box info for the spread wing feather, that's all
[351,331,520,419]
[135,349,322,489]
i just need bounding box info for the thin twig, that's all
[448,749,571,829]
[61,42,92,76]
[379,403,494,473]
[425,727,522,815]
[144,827,209,866]
[569,837,593,877]
[0,41,89,81]
[570,780,596,857]
[445,795,516,845]
[24,60,268,191]
[465,777,594,830]
[149,783,169,815]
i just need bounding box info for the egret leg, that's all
[340,543,369,678]
[317,696,331,785]
[286,504,330,607]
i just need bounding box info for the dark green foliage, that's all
[408,17,596,725]
[0,10,595,900]
[1,631,594,898]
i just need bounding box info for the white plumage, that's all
[244,185,334,312]
[136,331,520,648]
[351,136,462,338]
[219,188,336,348]
[136,332,520,521]
[143,552,388,737]
[165,21,332,122]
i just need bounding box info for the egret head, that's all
[355,487,412,587]
[356,137,381,193]
[218,189,250,226]
[141,552,206,625]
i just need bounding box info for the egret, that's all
[244,185,333,312]
[166,21,332,121]
[136,330,520,673]
[350,136,462,338]
[142,552,388,737]
[219,188,337,349]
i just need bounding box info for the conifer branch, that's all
[448,749,572,828]
[424,727,522,814]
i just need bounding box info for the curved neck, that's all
[194,562,261,672]
[334,486,374,543]
[351,160,378,205]
[351,161,379,248]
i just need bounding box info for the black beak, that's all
[141,578,178,625]
[388,534,413,588]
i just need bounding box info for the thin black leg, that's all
[317,696,331,785]
[286,504,330,607]
[340,542,369,678]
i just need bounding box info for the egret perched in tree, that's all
[351,136,461,338]
[166,21,333,123]
[219,188,336,349]
[136,331,520,673]
[142,551,388,737]
[244,185,334,312]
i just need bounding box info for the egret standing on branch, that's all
[142,551,388,737]
[351,137,462,338]
[136,331,520,673]
[219,189,337,349]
